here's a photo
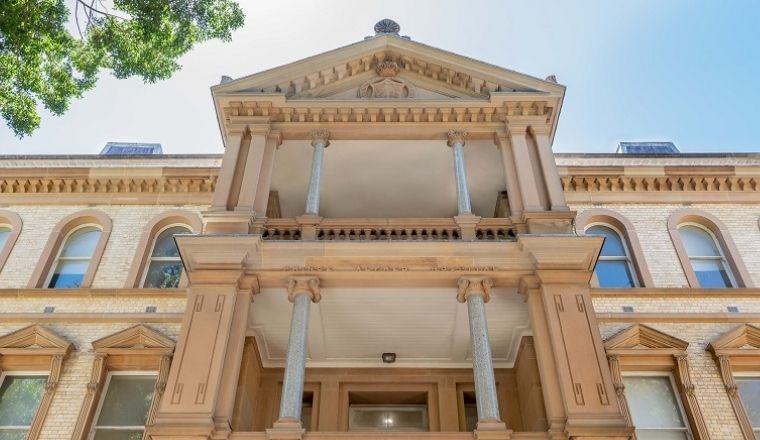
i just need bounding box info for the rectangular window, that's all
[348,405,427,432]
[91,373,156,440]
[735,376,760,436]
[623,374,690,440]
[0,373,48,439]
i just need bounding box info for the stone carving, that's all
[358,60,414,99]
[374,19,400,35]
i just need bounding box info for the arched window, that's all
[586,224,638,288]
[0,210,22,274]
[677,224,735,288]
[45,226,102,288]
[0,226,10,249]
[141,225,190,288]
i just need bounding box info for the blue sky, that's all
[1,1,759,154]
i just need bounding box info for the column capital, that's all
[286,276,321,303]
[269,129,283,147]
[309,129,330,148]
[528,124,553,137]
[446,129,468,147]
[457,276,493,303]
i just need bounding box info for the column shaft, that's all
[466,294,501,421]
[279,293,311,420]
[452,141,473,215]
[509,130,543,212]
[304,132,329,215]
[533,132,567,211]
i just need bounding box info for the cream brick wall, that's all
[0,205,207,289]
[570,203,760,288]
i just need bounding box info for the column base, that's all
[296,215,323,241]
[266,418,305,440]
[454,214,481,241]
[474,419,511,440]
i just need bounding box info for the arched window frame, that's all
[139,223,192,288]
[28,209,112,289]
[43,224,103,289]
[667,209,751,288]
[575,209,653,288]
[124,210,202,289]
[677,222,737,288]
[0,210,22,274]
[585,222,639,288]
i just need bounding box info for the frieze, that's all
[280,264,502,272]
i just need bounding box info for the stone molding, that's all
[0,209,22,274]
[708,324,760,440]
[0,325,73,440]
[604,324,710,440]
[28,208,113,289]
[72,324,175,440]
[286,276,321,303]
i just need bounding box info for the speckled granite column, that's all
[457,276,501,422]
[304,130,330,215]
[447,129,472,215]
[277,276,321,423]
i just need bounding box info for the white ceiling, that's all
[270,139,507,219]
[249,287,530,368]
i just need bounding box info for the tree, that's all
[0,0,244,137]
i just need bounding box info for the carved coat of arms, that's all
[358,60,415,99]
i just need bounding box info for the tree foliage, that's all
[0,0,244,137]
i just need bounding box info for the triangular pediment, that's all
[709,324,760,352]
[92,324,175,351]
[0,325,72,353]
[604,324,689,351]
[213,34,563,100]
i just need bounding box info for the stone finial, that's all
[286,276,321,303]
[456,276,494,303]
[374,19,400,36]
[220,75,233,84]
[308,129,330,148]
[447,129,468,147]
[545,74,557,83]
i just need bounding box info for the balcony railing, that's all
[259,218,516,242]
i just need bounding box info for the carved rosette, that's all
[456,276,493,303]
[309,129,330,148]
[286,276,321,303]
[447,129,468,147]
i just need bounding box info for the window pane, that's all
[92,430,144,440]
[679,225,720,257]
[691,259,732,288]
[596,260,635,288]
[151,227,188,258]
[96,376,155,427]
[736,377,760,428]
[623,376,685,429]
[60,227,101,258]
[0,376,47,427]
[48,260,88,288]
[586,225,626,257]
[636,430,688,440]
[349,406,427,431]
[0,430,29,440]
[143,261,183,288]
[0,227,10,250]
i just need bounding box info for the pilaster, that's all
[493,133,524,218]
[530,125,568,212]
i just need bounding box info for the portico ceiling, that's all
[248,287,530,369]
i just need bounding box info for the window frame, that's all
[585,222,639,288]
[348,404,429,432]
[0,210,23,275]
[139,223,190,288]
[677,222,737,288]
[88,371,158,440]
[0,371,49,436]
[621,371,692,439]
[44,223,103,289]
[733,373,760,436]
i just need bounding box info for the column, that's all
[210,132,245,211]
[457,276,508,436]
[531,127,568,211]
[447,129,473,215]
[253,130,282,217]
[304,130,330,215]
[236,125,270,211]
[507,125,543,212]
[493,133,524,218]
[270,276,321,437]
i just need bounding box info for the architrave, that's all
[708,324,760,440]
[27,209,113,288]
[72,325,175,440]
[0,209,22,274]
[124,210,203,288]
[667,208,752,288]
[604,324,710,440]
[0,325,73,440]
